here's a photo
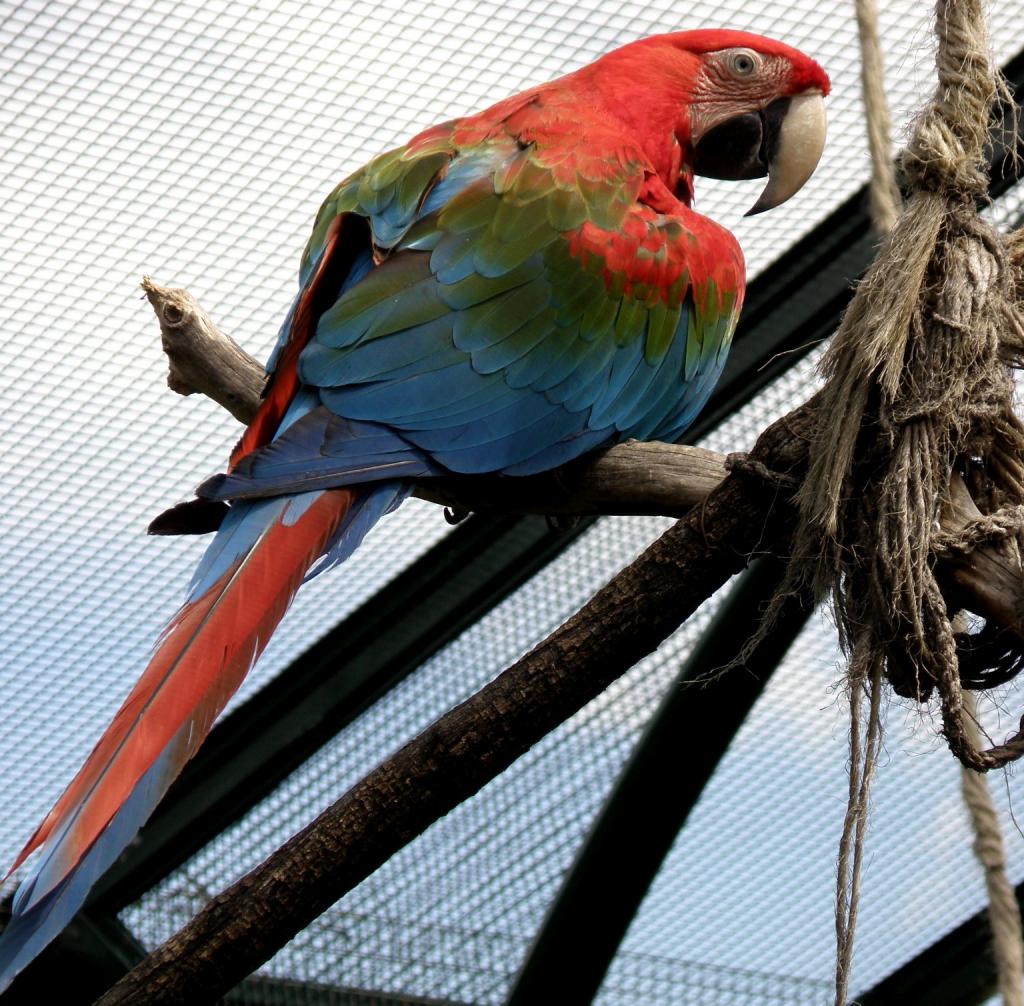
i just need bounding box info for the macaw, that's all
[0,29,828,990]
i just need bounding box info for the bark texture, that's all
[95,401,813,1005]
[93,282,1024,1005]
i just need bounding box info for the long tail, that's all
[0,483,400,991]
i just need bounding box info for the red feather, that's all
[8,489,352,883]
[229,216,344,470]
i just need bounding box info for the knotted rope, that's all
[800,0,1024,771]
[815,1,1024,1001]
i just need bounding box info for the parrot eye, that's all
[726,49,760,78]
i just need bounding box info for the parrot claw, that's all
[443,506,471,525]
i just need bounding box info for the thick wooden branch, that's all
[97,388,813,1006]
[412,441,728,516]
[142,279,728,516]
[941,473,1024,638]
[142,275,1024,651]
[100,280,1024,1005]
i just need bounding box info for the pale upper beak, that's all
[746,91,827,215]
[690,90,827,215]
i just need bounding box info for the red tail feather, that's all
[8,489,352,881]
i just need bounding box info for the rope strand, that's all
[959,690,1024,1005]
[829,1,1024,1001]
[855,0,903,233]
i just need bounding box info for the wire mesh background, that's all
[3,0,1024,1003]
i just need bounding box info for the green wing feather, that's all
[249,105,746,490]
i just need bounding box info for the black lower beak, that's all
[691,98,792,182]
[691,93,826,214]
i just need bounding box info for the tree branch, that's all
[142,278,1024,632]
[95,281,1024,1004]
[940,472,1024,638]
[97,378,813,1005]
[142,279,728,516]
[142,279,265,426]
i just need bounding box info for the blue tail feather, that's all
[0,484,402,993]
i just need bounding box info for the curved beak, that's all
[691,90,827,215]
[745,92,826,215]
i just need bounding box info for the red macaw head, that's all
[674,30,830,214]
[590,30,830,214]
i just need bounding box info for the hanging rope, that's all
[796,0,1024,766]
[855,0,902,234]
[827,1,1024,1001]
[959,689,1024,1006]
[833,650,883,1004]
[831,3,905,999]
[833,7,898,1000]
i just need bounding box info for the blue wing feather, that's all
[203,134,741,503]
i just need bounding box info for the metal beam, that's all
[506,557,811,1006]
[855,882,1024,1006]
[226,973,474,1006]
[0,905,144,1006]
